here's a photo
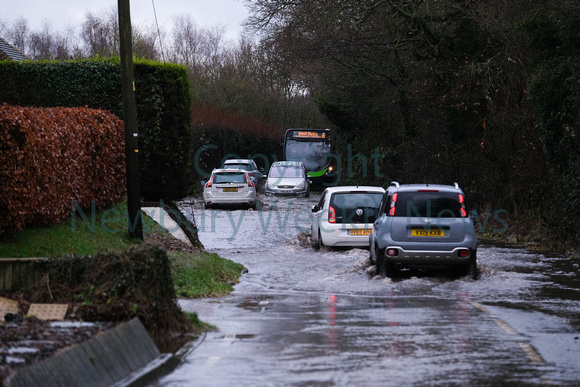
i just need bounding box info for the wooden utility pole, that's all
[118,0,143,239]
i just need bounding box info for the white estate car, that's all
[311,186,385,247]
[203,169,257,209]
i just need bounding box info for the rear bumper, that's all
[319,224,372,247]
[322,234,370,247]
[383,246,474,265]
[204,191,256,206]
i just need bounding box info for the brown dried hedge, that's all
[0,104,126,236]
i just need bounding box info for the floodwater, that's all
[142,193,580,386]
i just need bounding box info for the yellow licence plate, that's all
[223,187,238,192]
[348,229,371,236]
[412,228,445,237]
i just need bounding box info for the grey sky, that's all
[1,0,249,41]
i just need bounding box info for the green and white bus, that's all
[282,128,334,184]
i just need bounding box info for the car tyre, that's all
[463,251,478,280]
[369,243,377,265]
[376,248,385,276]
[384,261,397,279]
[312,228,320,249]
[318,230,325,249]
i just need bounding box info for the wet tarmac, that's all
[142,193,580,386]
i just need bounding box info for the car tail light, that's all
[458,249,470,257]
[389,193,398,216]
[245,174,254,187]
[205,177,214,188]
[458,194,467,217]
[386,248,398,256]
[328,206,336,223]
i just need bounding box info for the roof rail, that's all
[454,182,459,190]
[390,181,400,188]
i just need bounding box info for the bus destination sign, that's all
[292,130,328,139]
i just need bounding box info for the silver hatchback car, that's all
[369,182,478,279]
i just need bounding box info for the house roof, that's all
[0,38,29,61]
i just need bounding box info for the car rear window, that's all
[393,191,463,218]
[330,192,383,223]
[214,172,246,184]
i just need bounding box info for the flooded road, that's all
[144,194,580,386]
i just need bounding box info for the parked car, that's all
[369,182,478,279]
[221,159,264,191]
[265,161,310,197]
[311,186,385,248]
[203,169,257,209]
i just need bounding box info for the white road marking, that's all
[470,302,491,314]
[494,318,518,335]
[518,342,544,364]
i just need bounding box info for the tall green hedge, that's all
[0,58,193,200]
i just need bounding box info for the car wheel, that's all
[384,262,397,279]
[375,248,385,276]
[463,251,478,280]
[312,227,320,249]
[369,243,377,265]
[318,230,325,249]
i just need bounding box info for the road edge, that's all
[5,317,171,387]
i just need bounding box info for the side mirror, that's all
[259,167,264,173]
[201,180,206,186]
[311,205,319,213]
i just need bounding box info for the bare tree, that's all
[132,22,161,60]
[9,17,30,54]
[28,22,56,59]
[0,19,8,39]
[170,15,205,67]
[81,8,119,57]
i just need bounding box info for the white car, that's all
[265,161,310,197]
[203,169,257,209]
[311,186,385,248]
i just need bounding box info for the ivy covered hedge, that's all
[0,58,193,201]
[0,105,125,236]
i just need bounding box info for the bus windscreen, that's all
[284,140,332,171]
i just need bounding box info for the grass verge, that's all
[0,200,245,332]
